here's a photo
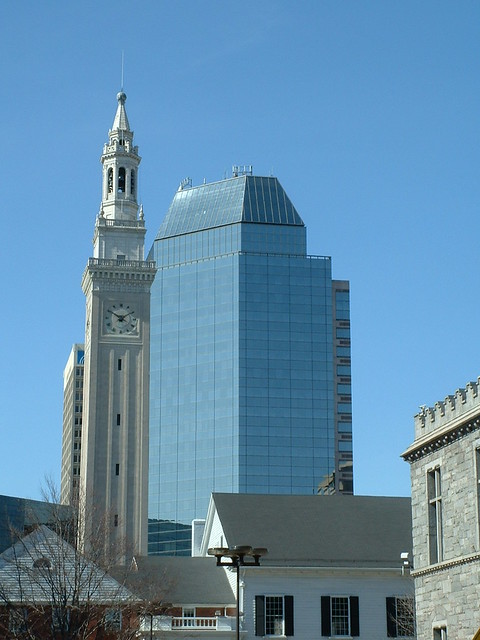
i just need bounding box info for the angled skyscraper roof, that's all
[155,175,304,240]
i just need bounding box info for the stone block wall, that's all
[406,393,480,639]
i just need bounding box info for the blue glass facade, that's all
[149,175,350,555]
[0,495,72,553]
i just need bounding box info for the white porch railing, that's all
[140,615,235,633]
[172,617,217,628]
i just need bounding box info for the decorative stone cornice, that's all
[81,258,156,295]
[412,551,480,577]
[403,377,480,462]
[402,416,480,462]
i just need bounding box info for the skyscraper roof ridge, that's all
[155,174,304,241]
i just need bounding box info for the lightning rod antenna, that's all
[121,51,125,91]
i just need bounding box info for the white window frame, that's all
[331,595,350,636]
[182,607,195,628]
[265,595,284,636]
[104,608,122,632]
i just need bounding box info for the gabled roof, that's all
[207,493,412,569]
[155,175,304,240]
[0,525,133,604]
[120,556,235,606]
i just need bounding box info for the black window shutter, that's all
[386,597,397,637]
[321,596,331,636]
[284,595,294,636]
[349,596,360,637]
[255,595,265,636]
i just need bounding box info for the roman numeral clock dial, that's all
[104,303,138,335]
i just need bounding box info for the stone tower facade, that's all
[79,92,156,556]
[403,380,480,639]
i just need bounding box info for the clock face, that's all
[104,303,138,335]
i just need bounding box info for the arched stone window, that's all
[108,168,113,193]
[118,167,126,193]
[131,169,135,197]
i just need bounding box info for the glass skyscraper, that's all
[148,172,352,555]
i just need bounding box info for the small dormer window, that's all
[108,168,113,193]
[118,167,126,193]
[33,557,51,569]
[119,137,124,146]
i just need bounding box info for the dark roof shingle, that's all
[121,556,235,606]
[212,493,412,568]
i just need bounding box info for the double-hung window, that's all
[427,466,443,563]
[52,607,70,632]
[386,597,415,637]
[9,608,28,634]
[321,595,359,637]
[104,608,122,632]
[182,608,195,627]
[255,595,294,636]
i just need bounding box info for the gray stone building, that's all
[402,380,480,640]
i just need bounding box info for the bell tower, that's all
[80,91,156,557]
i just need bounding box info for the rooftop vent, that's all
[178,177,193,191]
[232,165,253,177]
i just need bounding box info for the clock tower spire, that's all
[98,91,139,225]
[80,91,156,558]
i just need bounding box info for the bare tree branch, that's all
[0,483,170,639]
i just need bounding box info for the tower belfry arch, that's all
[99,91,140,223]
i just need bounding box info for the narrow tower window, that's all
[108,168,113,193]
[118,167,126,193]
[476,448,480,542]
[117,358,122,371]
[130,170,135,196]
[428,467,443,563]
[116,414,121,426]
[115,464,120,476]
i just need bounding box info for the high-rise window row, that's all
[60,344,85,505]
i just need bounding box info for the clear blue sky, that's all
[1,1,479,501]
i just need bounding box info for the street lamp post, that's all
[208,545,267,640]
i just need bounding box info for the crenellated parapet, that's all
[403,378,480,462]
[414,379,480,438]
